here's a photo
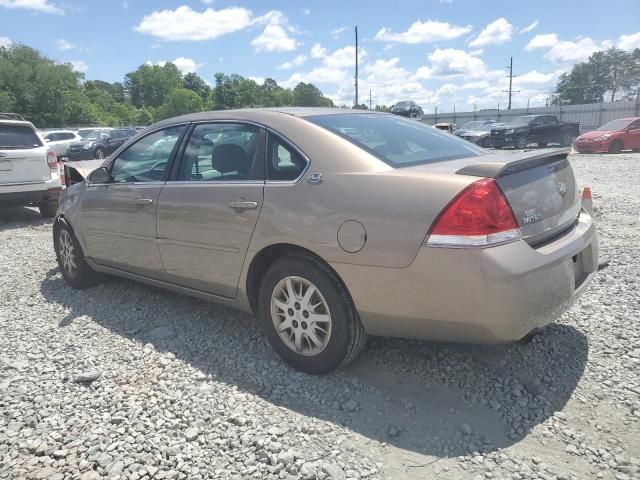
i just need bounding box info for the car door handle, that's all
[228,200,258,210]
[132,197,154,206]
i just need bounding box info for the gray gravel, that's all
[1,152,639,480]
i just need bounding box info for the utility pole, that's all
[369,89,372,110]
[354,26,359,108]
[503,56,519,110]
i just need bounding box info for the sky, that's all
[1,0,639,113]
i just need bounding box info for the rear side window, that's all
[267,134,308,181]
[0,125,43,149]
[307,114,484,167]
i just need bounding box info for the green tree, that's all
[157,88,204,120]
[183,72,210,101]
[553,47,640,105]
[293,82,333,107]
[124,62,182,108]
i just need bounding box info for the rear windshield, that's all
[307,114,484,167]
[0,125,43,149]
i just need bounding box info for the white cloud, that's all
[0,0,62,14]
[414,48,487,79]
[375,20,472,44]
[302,8,310,15]
[251,10,298,53]
[147,57,202,74]
[56,38,81,51]
[468,18,514,47]
[0,36,12,47]
[618,32,640,51]
[520,20,539,34]
[310,43,326,58]
[200,0,213,3]
[331,27,346,38]
[68,60,88,73]
[515,69,563,85]
[526,33,613,62]
[278,54,307,70]
[172,57,202,74]
[248,76,265,84]
[469,49,483,56]
[135,5,253,41]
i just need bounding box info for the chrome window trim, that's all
[265,127,310,185]
[87,181,166,188]
[161,180,265,186]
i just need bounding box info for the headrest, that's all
[211,144,249,174]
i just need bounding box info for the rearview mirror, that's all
[88,166,111,184]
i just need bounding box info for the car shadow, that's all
[39,267,588,459]
[0,206,51,230]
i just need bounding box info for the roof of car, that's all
[0,119,36,128]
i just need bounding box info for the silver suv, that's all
[0,113,63,217]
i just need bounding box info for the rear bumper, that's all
[332,210,598,343]
[0,186,61,206]
[66,149,96,161]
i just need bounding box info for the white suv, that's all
[0,113,63,217]
[41,130,82,159]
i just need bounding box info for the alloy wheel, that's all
[270,276,332,356]
[58,230,77,277]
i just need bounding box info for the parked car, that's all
[54,108,598,374]
[0,113,62,217]
[67,128,135,160]
[458,122,506,147]
[390,101,423,118]
[41,130,82,159]
[574,117,640,154]
[454,119,497,138]
[434,122,456,133]
[490,115,580,149]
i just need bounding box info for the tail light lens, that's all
[426,178,521,247]
[46,150,58,169]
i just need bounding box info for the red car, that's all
[575,117,640,153]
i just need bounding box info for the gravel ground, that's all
[1,152,639,480]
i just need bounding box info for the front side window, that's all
[267,134,308,181]
[110,126,185,183]
[177,123,262,181]
[307,114,484,167]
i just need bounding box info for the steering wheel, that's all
[147,161,167,180]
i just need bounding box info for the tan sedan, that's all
[54,108,598,374]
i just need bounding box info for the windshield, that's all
[84,131,107,141]
[0,125,43,149]
[307,114,484,167]
[481,123,503,131]
[597,119,631,131]
[460,121,483,130]
[78,129,96,139]
[394,101,412,108]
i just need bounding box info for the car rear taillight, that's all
[426,178,521,247]
[47,150,58,169]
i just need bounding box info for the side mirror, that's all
[100,133,109,141]
[88,166,111,184]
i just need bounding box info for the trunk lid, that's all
[0,123,51,185]
[405,148,581,246]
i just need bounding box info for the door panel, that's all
[156,183,263,297]
[156,122,265,298]
[80,183,164,276]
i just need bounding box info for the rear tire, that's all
[258,254,366,374]
[53,222,100,289]
[515,136,528,149]
[480,137,490,148]
[38,200,58,218]
[94,148,105,159]
[608,140,623,154]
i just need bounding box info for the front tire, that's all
[560,133,575,147]
[515,136,528,149]
[608,140,623,154]
[54,222,100,289]
[94,148,105,159]
[38,200,58,218]
[258,255,366,374]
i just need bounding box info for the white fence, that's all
[422,100,640,132]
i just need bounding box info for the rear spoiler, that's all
[63,160,105,187]
[456,148,570,178]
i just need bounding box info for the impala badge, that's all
[523,208,542,224]
[0,152,7,158]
